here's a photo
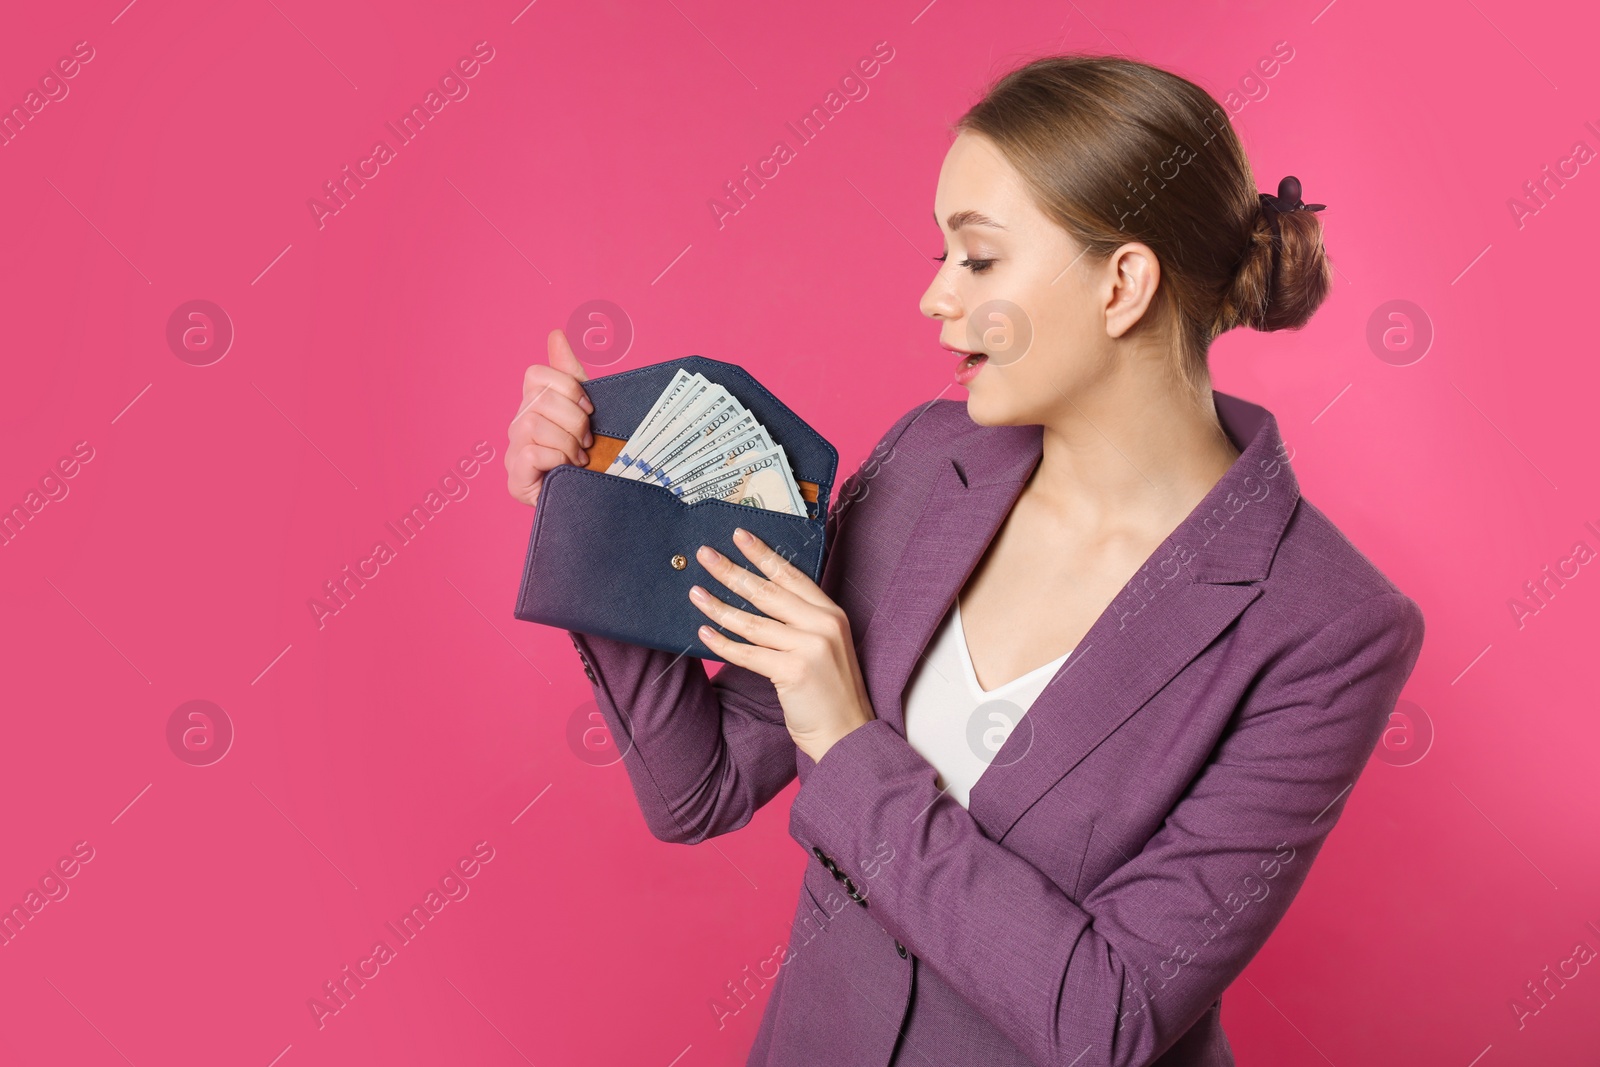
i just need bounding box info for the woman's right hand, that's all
[506,329,596,508]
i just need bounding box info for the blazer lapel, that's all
[856,420,1043,741]
[856,391,1300,844]
[857,461,1034,741]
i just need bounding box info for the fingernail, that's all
[577,449,589,464]
[689,585,707,601]
[698,545,720,562]
[580,395,594,413]
[733,527,750,543]
[583,430,593,448]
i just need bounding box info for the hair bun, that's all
[1214,180,1331,335]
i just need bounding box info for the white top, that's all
[902,599,1074,809]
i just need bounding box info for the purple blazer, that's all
[566,390,1425,1067]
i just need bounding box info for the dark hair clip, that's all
[1259,176,1325,230]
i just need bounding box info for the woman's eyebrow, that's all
[935,209,1007,231]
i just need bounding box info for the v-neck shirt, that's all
[901,598,1074,810]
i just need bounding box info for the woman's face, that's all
[919,129,1158,426]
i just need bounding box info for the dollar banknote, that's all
[602,370,806,515]
[606,370,700,476]
[625,388,747,484]
[677,446,804,515]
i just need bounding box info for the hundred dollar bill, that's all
[659,425,776,495]
[646,415,763,492]
[665,412,759,480]
[630,373,714,470]
[678,446,804,515]
[674,428,806,511]
[629,374,716,472]
[626,387,746,483]
[606,370,700,476]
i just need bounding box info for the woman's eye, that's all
[932,252,995,274]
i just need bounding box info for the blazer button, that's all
[895,940,908,959]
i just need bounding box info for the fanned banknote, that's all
[603,372,804,515]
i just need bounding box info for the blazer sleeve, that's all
[567,402,928,845]
[787,588,1426,1067]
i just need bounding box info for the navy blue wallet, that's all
[513,356,839,662]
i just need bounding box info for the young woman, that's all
[505,54,1424,1067]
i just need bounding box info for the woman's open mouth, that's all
[954,351,988,385]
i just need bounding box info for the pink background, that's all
[2,0,1597,1064]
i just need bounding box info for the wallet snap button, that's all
[670,554,687,570]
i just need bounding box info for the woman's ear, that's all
[1103,242,1161,340]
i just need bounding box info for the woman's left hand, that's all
[689,527,876,764]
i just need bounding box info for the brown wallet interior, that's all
[583,433,820,504]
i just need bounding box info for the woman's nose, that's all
[919,272,961,321]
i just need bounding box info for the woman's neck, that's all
[1024,375,1242,540]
